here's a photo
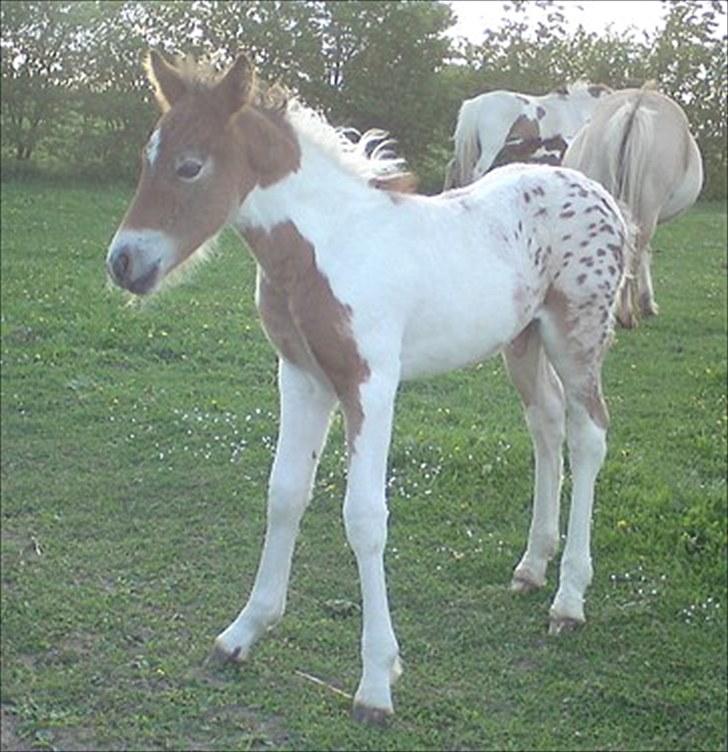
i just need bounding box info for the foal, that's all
[106,52,632,724]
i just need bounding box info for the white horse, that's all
[563,87,703,326]
[445,82,612,189]
[106,53,633,724]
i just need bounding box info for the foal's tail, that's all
[603,89,657,223]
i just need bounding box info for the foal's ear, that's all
[214,52,255,119]
[144,50,188,111]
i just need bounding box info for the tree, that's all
[0,1,94,161]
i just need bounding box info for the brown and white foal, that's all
[107,52,632,723]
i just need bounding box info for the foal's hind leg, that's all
[504,322,566,592]
[215,360,336,660]
[537,299,611,634]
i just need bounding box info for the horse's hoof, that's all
[210,640,247,665]
[351,702,393,727]
[639,297,659,317]
[511,575,543,594]
[548,616,584,636]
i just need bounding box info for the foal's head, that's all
[106,51,297,295]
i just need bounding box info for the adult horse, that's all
[106,52,633,724]
[444,82,612,190]
[563,87,703,327]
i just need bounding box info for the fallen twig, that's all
[294,670,352,700]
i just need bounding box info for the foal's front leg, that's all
[342,374,401,724]
[215,360,336,660]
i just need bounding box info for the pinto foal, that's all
[106,52,631,724]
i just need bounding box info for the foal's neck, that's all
[234,135,384,240]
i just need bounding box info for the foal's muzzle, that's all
[106,229,171,296]
[107,245,160,295]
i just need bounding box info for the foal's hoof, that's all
[210,639,247,665]
[548,616,584,636]
[351,702,393,727]
[511,575,543,594]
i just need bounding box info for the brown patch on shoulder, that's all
[245,222,370,449]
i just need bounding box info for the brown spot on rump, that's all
[537,105,546,119]
[245,221,370,449]
[560,210,575,219]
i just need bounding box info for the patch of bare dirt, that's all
[1,705,29,752]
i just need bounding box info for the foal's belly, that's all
[398,270,523,381]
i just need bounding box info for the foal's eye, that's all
[176,160,203,180]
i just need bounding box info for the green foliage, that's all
[1,181,726,751]
[0,0,726,197]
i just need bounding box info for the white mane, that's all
[284,99,409,183]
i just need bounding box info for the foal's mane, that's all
[283,101,415,191]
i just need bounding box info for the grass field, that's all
[1,179,726,751]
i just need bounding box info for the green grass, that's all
[1,179,726,751]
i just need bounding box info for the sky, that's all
[446,0,725,43]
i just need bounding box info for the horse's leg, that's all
[636,216,659,317]
[342,373,401,724]
[215,360,336,660]
[617,254,640,329]
[538,313,609,635]
[503,322,566,592]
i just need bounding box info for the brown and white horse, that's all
[563,87,704,327]
[444,82,612,190]
[106,52,633,724]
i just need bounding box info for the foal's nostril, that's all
[111,246,132,282]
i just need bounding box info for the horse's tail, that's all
[604,90,656,222]
[452,98,481,187]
